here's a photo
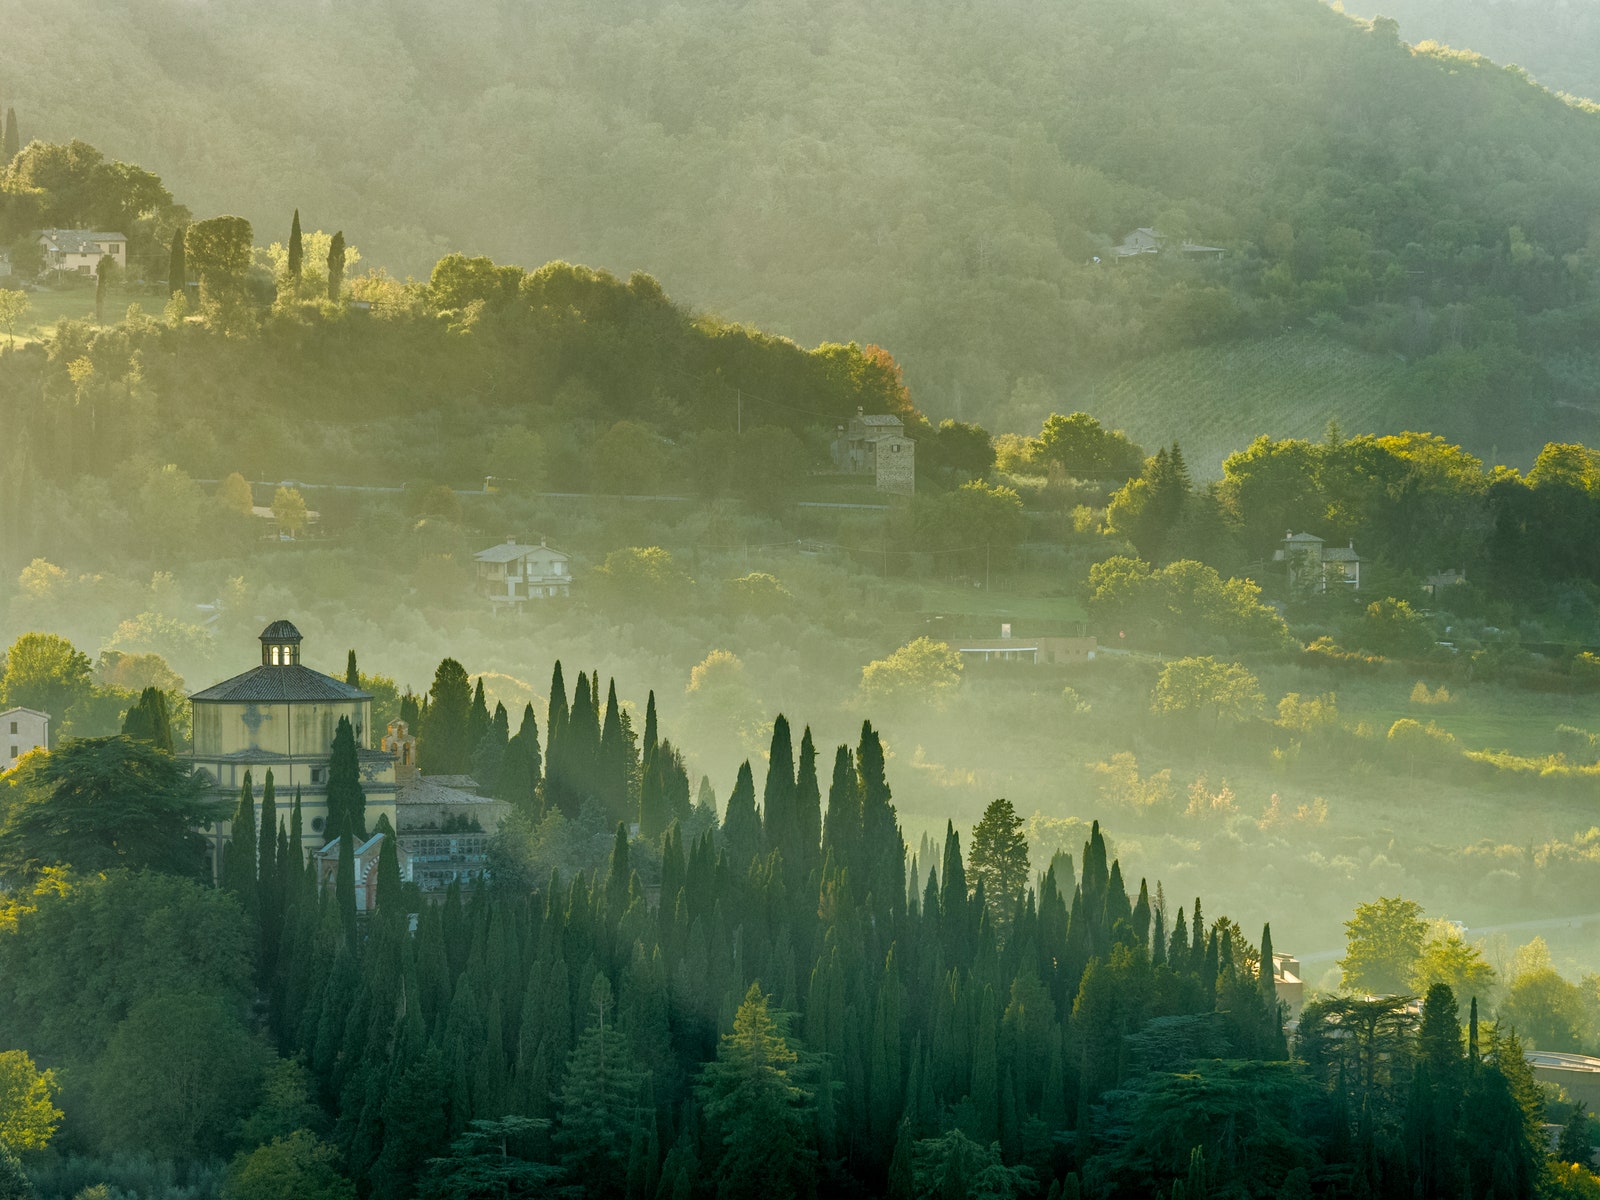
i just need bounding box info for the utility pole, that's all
[986,542,991,591]
[736,389,742,435]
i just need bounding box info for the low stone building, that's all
[954,625,1097,666]
[832,409,916,495]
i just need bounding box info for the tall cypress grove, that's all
[249,667,1527,1200]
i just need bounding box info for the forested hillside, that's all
[9,0,1600,460]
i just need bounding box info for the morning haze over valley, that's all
[0,1,1598,1197]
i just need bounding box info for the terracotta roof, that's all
[191,664,369,703]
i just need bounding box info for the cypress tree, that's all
[336,809,358,951]
[225,770,257,906]
[327,714,367,840]
[598,679,629,824]
[1259,923,1277,1003]
[1132,878,1151,949]
[399,690,421,730]
[794,726,822,880]
[288,209,303,280]
[345,649,359,687]
[473,701,510,786]
[497,704,541,812]
[121,686,174,752]
[821,745,858,869]
[168,225,186,298]
[544,662,570,810]
[257,769,280,967]
[1190,898,1205,968]
[856,721,905,920]
[327,230,346,301]
[420,658,473,775]
[760,715,797,867]
[639,752,668,840]
[288,786,304,875]
[467,678,491,756]
[641,690,658,767]
[2,108,18,164]
[375,821,402,919]
[721,761,762,870]
[1169,907,1188,969]
[567,672,600,807]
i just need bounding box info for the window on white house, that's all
[311,767,326,784]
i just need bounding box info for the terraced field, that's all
[1081,332,1411,476]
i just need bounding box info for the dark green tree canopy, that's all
[0,736,226,878]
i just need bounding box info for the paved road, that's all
[1297,910,1600,967]
[198,479,891,511]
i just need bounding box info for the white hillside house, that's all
[37,229,127,277]
[475,537,571,607]
[2,707,49,769]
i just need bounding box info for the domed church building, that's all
[188,620,398,871]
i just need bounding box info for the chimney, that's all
[505,535,517,545]
[1001,623,1012,639]
[857,406,865,417]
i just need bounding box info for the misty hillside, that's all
[8,0,1600,461]
[1343,0,1600,102]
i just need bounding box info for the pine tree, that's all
[326,715,367,840]
[555,976,646,1196]
[2,108,18,164]
[698,983,816,1199]
[327,230,346,301]
[168,225,187,298]
[968,798,1029,938]
[420,658,473,775]
[288,209,303,281]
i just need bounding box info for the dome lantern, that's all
[259,619,303,667]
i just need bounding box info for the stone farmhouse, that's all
[1275,531,1364,595]
[831,408,916,495]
